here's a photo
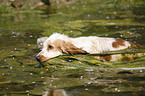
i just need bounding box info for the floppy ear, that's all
[55,40,88,55]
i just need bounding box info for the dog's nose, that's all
[36,56,41,62]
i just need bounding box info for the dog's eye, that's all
[48,45,53,50]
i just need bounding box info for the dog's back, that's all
[72,36,131,54]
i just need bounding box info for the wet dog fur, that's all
[36,33,143,62]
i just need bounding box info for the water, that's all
[0,0,145,96]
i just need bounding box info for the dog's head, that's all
[36,33,87,62]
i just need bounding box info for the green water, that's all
[0,0,145,96]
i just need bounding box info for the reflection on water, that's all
[0,0,145,96]
[43,89,67,96]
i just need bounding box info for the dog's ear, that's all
[55,40,88,55]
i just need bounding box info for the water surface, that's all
[0,0,145,96]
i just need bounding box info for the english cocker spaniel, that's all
[36,33,143,62]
